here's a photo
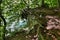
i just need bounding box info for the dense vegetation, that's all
[0,0,60,40]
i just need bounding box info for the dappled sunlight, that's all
[0,0,60,40]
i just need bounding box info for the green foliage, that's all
[45,0,58,8]
[0,0,60,40]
